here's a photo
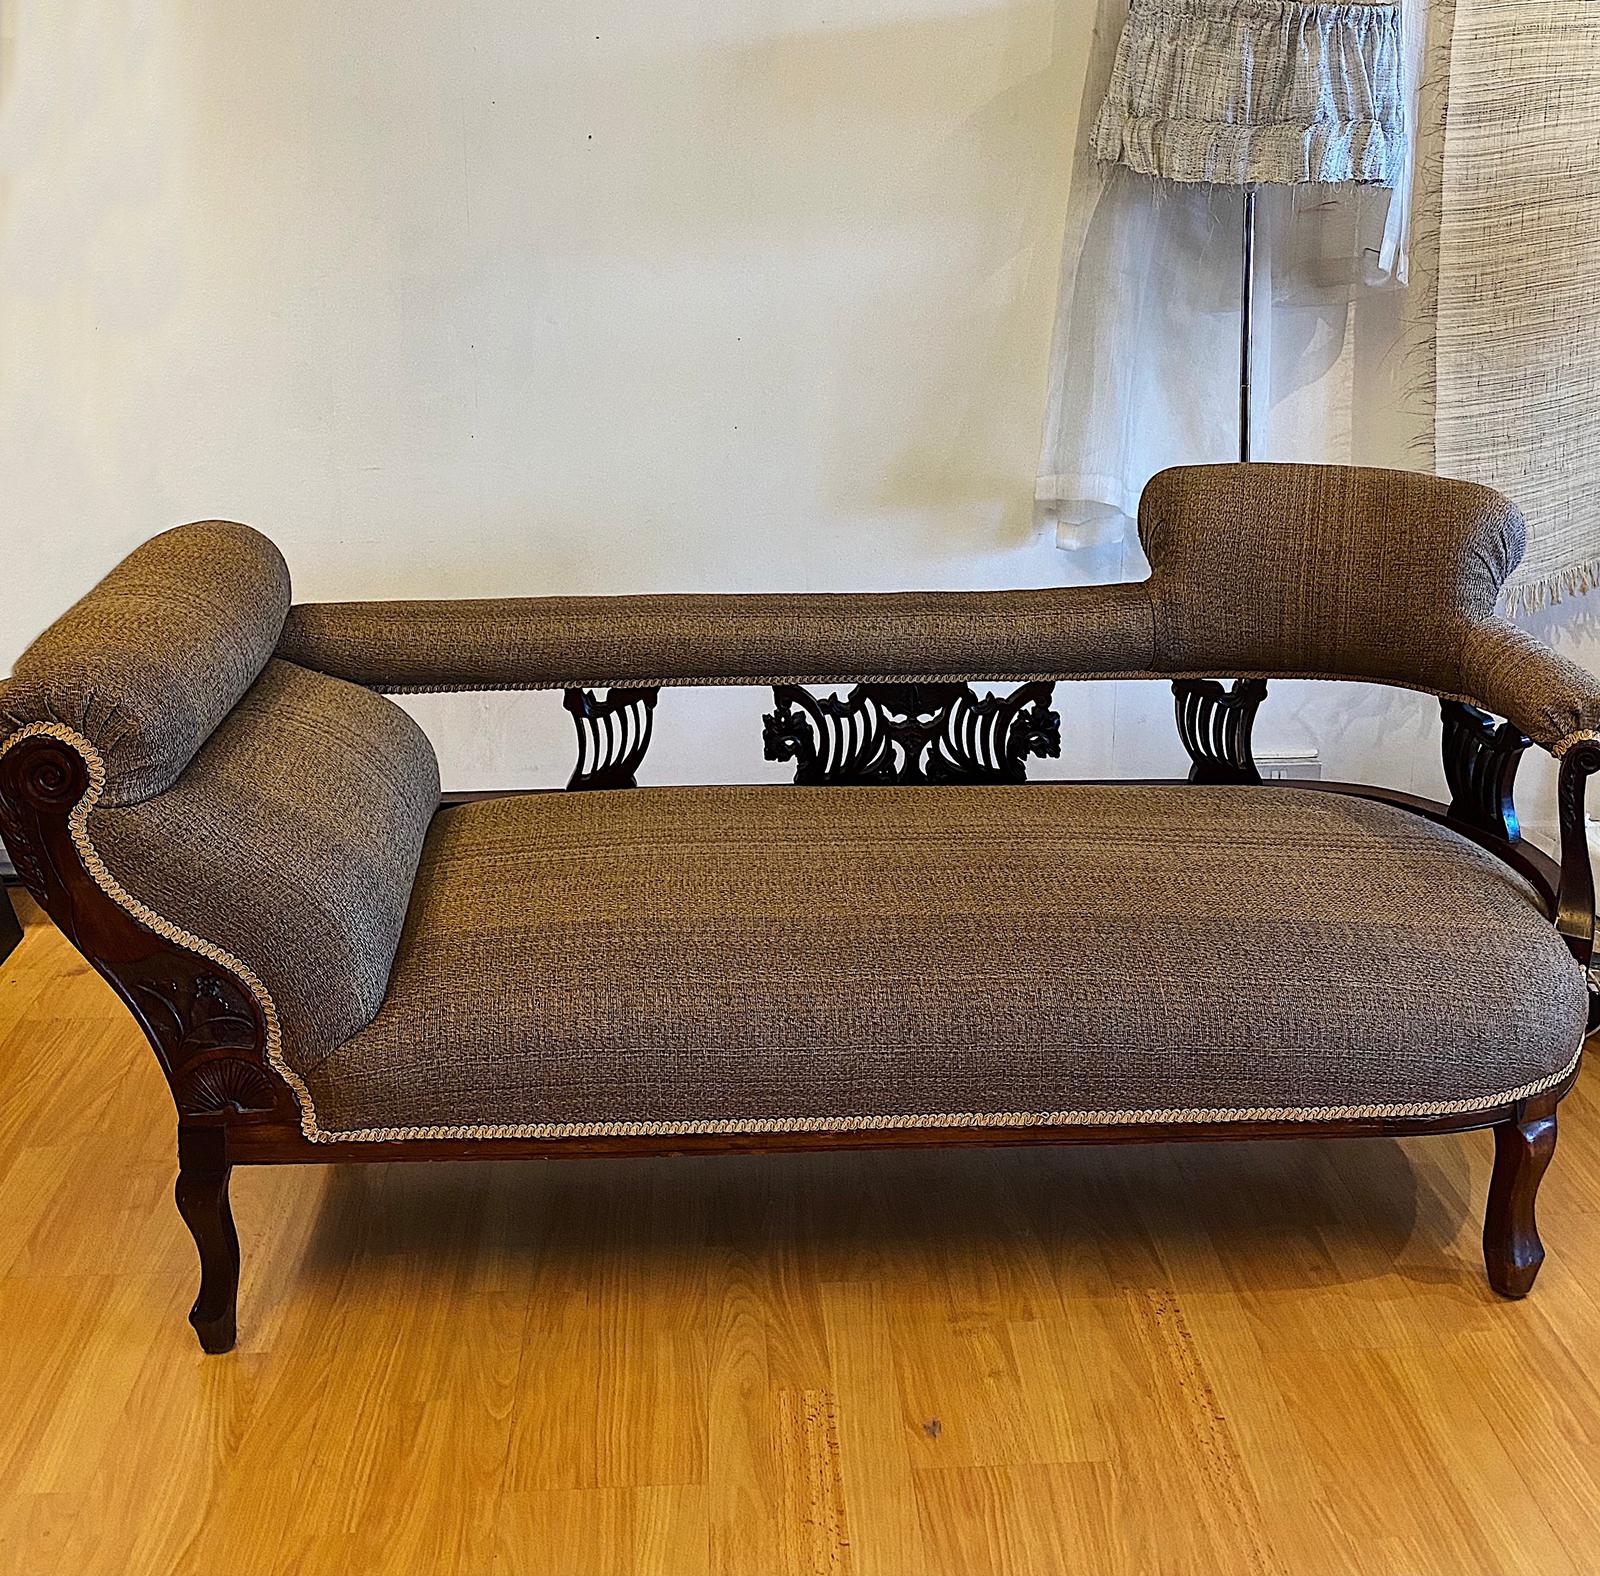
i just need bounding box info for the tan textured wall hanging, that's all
[1435,0,1600,611]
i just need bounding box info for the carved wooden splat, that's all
[761,682,1061,786]
[1172,678,1267,785]
[564,687,659,790]
[1441,698,1530,842]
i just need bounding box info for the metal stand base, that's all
[1239,186,1256,464]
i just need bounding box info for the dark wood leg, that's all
[175,1147,239,1353]
[1484,1095,1558,1299]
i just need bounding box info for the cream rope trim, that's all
[312,1045,1584,1144]
[3,720,1583,1148]
[370,669,1482,703]
[0,723,322,1142]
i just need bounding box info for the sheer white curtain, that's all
[1036,0,1429,551]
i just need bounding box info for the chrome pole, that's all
[1239,185,1256,463]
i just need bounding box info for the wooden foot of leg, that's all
[175,1161,239,1352]
[1484,1097,1558,1299]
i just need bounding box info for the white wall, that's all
[1,0,1595,842]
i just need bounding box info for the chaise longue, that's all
[2,462,1597,1352]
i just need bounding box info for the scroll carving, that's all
[0,730,295,1126]
[0,731,85,906]
[762,682,1060,786]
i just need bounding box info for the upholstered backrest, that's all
[277,582,1159,692]
[0,522,293,806]
[1138,463,1527,690]
[275,467,1528,708]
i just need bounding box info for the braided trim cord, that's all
[1553,729,1600,758]
[303,1046,1584,1142]
[362,668,1481,701]
[1,720,1584,1146]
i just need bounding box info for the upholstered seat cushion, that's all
[300,784,1587,1140]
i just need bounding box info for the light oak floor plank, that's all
[2,908,1600,1575]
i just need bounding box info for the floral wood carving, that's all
[130,971,259,1059]
[123,960,285,1121]
[763,682,1061,786]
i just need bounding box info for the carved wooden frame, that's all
[1441,698,1532,842]
[0,711,1592,1352]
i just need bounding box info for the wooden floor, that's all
[5,902,1600,1575]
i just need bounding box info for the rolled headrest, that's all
[0,521,292,805]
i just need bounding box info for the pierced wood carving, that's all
[564,687,659,790]
[762,682,1060,786]
[1172,678,1267,785]
[1441,699,1530,841]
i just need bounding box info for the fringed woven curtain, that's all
[1038,0,1420,550]
[1433,0,1600,612]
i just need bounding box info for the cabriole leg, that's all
[1484,1095,1558,1298]
[175,1152,239,1353]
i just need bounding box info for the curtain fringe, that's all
[1504,557,1600,616]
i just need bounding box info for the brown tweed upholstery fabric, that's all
[278,582,1158,692]
[304,784,1585,1137]
[272,463,1600,752]
[92,660,440,1059]
[1138,463,1525,691]
[0,522,291,806]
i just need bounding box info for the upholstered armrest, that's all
[1460,619,1600,757]
[1453,622,1600,967]
[276,584,1159,693]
